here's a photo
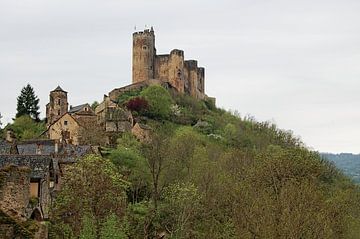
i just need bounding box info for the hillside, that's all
[47,85,360,238]
[322,153,360,183]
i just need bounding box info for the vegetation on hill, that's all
[48,85,360,238]
[3,115,46,141]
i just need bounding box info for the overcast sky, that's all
[1,0,360,153]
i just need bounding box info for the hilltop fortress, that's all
[132,27,205,99]
[0,28,210,237]
[109,27,207,101]
[43,28,210,144]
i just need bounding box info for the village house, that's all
[0,138,93,223]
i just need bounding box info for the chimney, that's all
[55,141,59,154]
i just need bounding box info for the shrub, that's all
[140,85,173,119]
[126,97,149,114]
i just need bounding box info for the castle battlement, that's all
[132,28,206,99]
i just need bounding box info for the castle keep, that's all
[132,27,205,99]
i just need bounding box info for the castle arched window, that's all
[58,99,61,105]
[177,69,182,78]
[58,110,61,115]
[142,45,148,51]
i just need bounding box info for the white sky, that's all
[1,0,360,153]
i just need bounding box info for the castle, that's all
[132,27,205,99]
[108,27,207,101]
[43,28,209,145]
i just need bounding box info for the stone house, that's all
[46,113,82,145]
[45,86,97,145]
[95,95,133,133]
[0,155,54,221]
[0,139,93,221]
[131,122,152,143]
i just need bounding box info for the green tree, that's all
[5,115,46,140]
[100,213,127,239]
[52,155,128,237]
[160,182,202,238]
[109,133,151,203]
[16,84,40,120]
[91,101,99,111]
[79,214,96,239]
[140,85,173,119]
[141,123,176,209]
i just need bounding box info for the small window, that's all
[58,99,61,105]
[64,120,68,126]
[58,110,61,115]
[142,45,148,50]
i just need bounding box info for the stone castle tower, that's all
[132,28,205,99]
[46,86,68,125]
[132,27,156,83]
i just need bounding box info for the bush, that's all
[140,85,173,119]
[125,97,149,114]
[4,115,46,140]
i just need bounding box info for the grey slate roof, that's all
[16,140,55,155]
[13,140,92,158]
[0,155,52,179]
[69,104,89,114]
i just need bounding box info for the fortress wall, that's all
[197,67,205,94]
[168,50,185,93]
[184,60,198,98]
[154,55,169,82]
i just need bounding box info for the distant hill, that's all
[321,153,360,183]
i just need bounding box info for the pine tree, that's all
[16,84,40,120]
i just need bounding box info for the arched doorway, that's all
[30,208,43,221]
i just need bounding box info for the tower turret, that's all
[46,86,68,125]
[132,28,156,84]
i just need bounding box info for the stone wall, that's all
[132,29,155,83]
[48,114,80,145]
[0,165,31,221]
